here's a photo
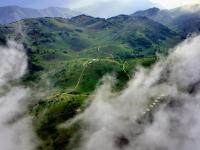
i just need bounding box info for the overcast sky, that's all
[0,0,200,17]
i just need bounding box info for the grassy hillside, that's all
[133,4,200,37]
[0,16,181,93]
[0,15,183,149]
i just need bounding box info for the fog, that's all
[77,35,200,150]
[1,28,200,150]
[0,41,36,150]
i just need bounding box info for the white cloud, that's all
[67,0,111,9]
[0,41,37,150]
[72,0,156,17]
[6,0,200,17]
[71,35,200,150]
[66,0,200,17]
[150,0,200,8]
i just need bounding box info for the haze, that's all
[0,0,200,17]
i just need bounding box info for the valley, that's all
[0,4,200,150]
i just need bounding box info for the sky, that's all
[0,0,200,17]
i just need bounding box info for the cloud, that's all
[0,40,37,150]
[1,0,200,17]
[73,35,200,150]
[76,0,156,17]
[150,0,200,9]
[0,0,156,17]
[0,40,27,85]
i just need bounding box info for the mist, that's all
[74,35,200,150]
[1,23,200,150]
[0,40,36,150]
[74,0,155,18]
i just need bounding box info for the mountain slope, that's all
[133,7,172,25]
[0,14,185,150]
[132,4,200,36]
[0,6,80,24]
[0,15,182,94]
[0,15,181,54]
[133,4,200,24]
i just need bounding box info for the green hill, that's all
[0,16,182,93]
[1,15,181,52]
[133,4,200,37]
[0,15,183,149]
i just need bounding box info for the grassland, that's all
[0,15,183,149]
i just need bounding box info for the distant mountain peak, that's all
[134,7,160,17]
[0,6,81,24]
[71,14,94,19]
[147,7,160,12]
[108,14,131,20]
[70,14,106,28]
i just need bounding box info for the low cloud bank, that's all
[0,41,36,150]
[78,35,200,150]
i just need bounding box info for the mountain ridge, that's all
[0,5,81,24]
[0,5,197,150]
[132,4,200,36]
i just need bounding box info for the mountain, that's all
[133,4,200,24]
[4,16,179,149]
[0,14,186,150]
[133,7,172,25]
[132,4,200,36]
[169,5,200,35]
[1,4,200,150]
[0,6,81,24]
[133,7,160,17]
[0,15,181,54]
[0,15,181,92]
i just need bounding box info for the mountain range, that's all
[0,6,80,24]
[1,5,199,94]
[0,4,200,37]
[0,4,200,149]
[133,4,200,36]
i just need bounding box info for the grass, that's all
[0,16,183,149]
[32,93,87,150]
